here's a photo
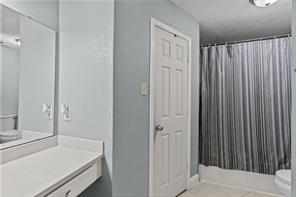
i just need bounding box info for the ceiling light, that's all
[251,0,278,7]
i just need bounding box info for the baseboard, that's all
[188,174,200,189]
[199,165,281,195]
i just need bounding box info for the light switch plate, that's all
[141,83,149,96]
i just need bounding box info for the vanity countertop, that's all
[0,136,103,197]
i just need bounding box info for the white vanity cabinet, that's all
[0,136,103,197]
[45,161,101,197]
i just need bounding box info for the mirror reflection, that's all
[0,4,56,147]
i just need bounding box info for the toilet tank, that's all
[0,114,18,131]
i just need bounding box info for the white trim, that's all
[199,165,282,195]
[188,174,200,189]
[149,18,156,196]
[149,17,192,196]
[187,25,192,191]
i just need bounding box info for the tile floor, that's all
[178,182,282,197]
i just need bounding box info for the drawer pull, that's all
[65,190,71,197]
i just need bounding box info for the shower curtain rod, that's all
[200,34,292,48]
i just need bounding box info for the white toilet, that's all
[275,170,291,197]
[0,130,18,143]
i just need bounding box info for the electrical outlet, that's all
[42,104,53,120]
[61,104,71,121]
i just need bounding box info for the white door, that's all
[153,26,189,197]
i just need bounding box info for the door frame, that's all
[149,18,192,196]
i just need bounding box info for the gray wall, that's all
[113,0,200,196]
[0,0,59,31]
[58,1,114,196]
[0,46,19,116]
[292,0,296,196]
[18,16,56,134]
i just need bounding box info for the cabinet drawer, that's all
[45,160,102,197]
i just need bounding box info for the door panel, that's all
[153,26,189,197]
[161,134,170,186]
[175,130,183,178]
[162,39,171,58]
[176,69,183,117]
[161,66,171,118]
[176,44,184,62]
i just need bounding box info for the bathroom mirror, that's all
[0,4,56,149]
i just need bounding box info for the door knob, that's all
[155,125,164,131]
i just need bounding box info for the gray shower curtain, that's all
[200,37,291,175]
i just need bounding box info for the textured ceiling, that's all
[173,0,291,45]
